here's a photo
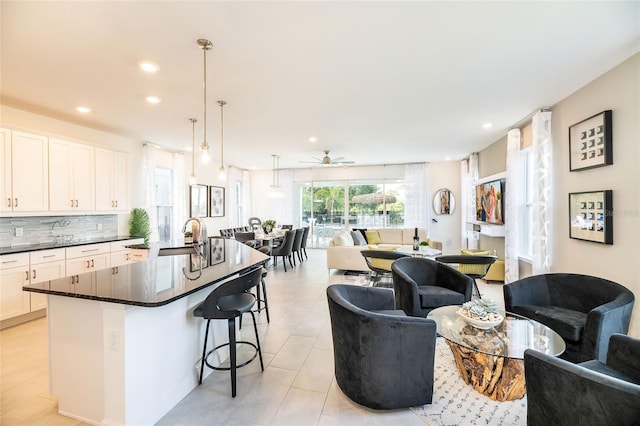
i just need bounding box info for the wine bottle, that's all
[413,227,419,251]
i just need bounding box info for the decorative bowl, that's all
[457,309,504,329]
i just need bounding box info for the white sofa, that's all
[326,228,442,272]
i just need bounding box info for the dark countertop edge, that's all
[23,261,267,308]
[0,236,144,256]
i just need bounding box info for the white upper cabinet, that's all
[0,129,49,213]
[95,148,128,211]
[49,138,95,211]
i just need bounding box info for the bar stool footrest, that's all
[204,341,260,371]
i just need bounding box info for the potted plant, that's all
[262,219,276,234]
[184,231,193,244]
[128,208,151,246]
[420,240,429,247]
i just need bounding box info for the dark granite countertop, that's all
[0,236,143,256]
[22,239,269,307]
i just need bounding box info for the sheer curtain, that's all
[532,110,553,274]
[172,153,187,240]
[504,129,522,283]
[142,144,159,243]
[467,153,479,249]
[404,163,428,229]
[227,166,241,228]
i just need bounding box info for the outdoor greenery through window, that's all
[298,179,406,248]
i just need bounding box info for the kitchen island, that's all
[23,239,269,426]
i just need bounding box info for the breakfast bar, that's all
[23,239,269,426]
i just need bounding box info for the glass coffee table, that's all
[427,305,565,401]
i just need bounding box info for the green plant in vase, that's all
[129,208,151,246]
[262,219,276,234]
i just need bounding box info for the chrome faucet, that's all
[182,217,208,248]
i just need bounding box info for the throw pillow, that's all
[459,250,492,275]
[351,231,367,246]
[332,231,354,247]
[353,228,368,240]
[365,230,382,245]
[366,245,398,270]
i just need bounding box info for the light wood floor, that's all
[0,249,504,425]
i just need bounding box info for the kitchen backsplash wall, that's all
[0,215,118,248]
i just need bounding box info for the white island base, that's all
[47,287,228,425]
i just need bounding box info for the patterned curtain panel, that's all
[404,163,428,229]
[504,129,522,283]
[532,111,553,274]
[142,144,159,243]
[460,159,469,248]
[467,154,479,250]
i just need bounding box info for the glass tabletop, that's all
[427,305,566,359]
[396,245,442,257]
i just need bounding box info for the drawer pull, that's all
[42,254,56,258]
[2,260,18,264]
[81,248,100,253]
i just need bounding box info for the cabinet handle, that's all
[7,198,12,207]
[86,260,91,268]
[111,200,115,208]
[71,199,74,207]
[32,270,36,279]
[115,200,118,208]
[14,198,18,207]
[25,271,29,280]
[75,199,79,207]
[91,259,94,267]
[71,275,76,284]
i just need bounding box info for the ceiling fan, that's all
[300,150,355,166]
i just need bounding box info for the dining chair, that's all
[291,228,305,265]
[271,230,296,272]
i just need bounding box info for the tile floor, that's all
[0,249,505,426]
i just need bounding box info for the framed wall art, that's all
[569,110,612,172]
[189,184,208,218]
[209,186,225,217]
[568,190,612,244]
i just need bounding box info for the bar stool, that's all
[193,268,264,397]
[255,267,270,323]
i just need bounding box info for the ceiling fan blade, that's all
[331,157,345,162]
[334,160,355,164]
[299,160,321,164]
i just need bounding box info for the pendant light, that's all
[188,117,198,186]
[197,38,212,165]
[267,154,285,198]
[217,100,227,181]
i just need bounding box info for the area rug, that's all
[411,338,527,426]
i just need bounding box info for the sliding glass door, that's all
[297,179,406,248]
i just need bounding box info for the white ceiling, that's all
[1,1,638,170]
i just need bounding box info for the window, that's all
[297,179,406,248]
[155,167,173,243]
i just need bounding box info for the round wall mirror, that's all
[433,188,455,215]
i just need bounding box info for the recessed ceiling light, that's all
[308,137,318,143]
[76,106,92,113]
[139,61,159,73]
[185,145,192,152]
[482,122,493,129]
[445,156,452,161]
[146,96,161,104]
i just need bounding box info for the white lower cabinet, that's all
[1,240,140,324]
[65,243,110,275]
[0,254,31,321]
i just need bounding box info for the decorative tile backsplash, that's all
[0,215,118,248]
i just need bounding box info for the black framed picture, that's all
[569,110,612,172]
[568,190,612,244]
[189,184,208,218]
[209,186,225,217]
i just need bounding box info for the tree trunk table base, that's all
[445,340,526,402]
